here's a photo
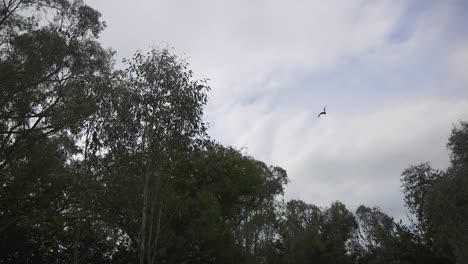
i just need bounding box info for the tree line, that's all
[1,1,466,263]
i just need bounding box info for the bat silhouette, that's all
[317,105,327,117]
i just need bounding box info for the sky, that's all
[85,0,468,220]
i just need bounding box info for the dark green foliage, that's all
[399,122,468,264]
[424,122,468,263]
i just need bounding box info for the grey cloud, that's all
[212,99,468,218]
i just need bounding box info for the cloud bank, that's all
[86,0,468,218]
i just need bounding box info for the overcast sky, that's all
[85,0,468,219]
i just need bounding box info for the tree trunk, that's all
[151,198,164,264]
[140,167,150,264]
[73,222,81,264]
[147,189,158,263]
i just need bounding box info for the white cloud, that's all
[87,0,408,103]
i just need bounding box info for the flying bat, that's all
[317,105,327,117]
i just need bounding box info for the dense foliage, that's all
[1,1,466,263]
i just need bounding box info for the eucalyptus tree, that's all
[0,0,114,262]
